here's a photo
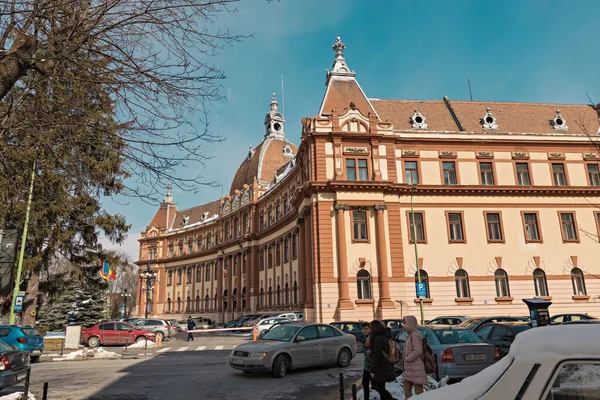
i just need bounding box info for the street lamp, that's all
[120,289,132,319]
[140,263,157,319]
[410,184,426,325]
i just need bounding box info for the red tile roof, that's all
[319,79,377,118]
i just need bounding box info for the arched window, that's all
[357,270,371,300]
[293,281,298,305]
[414,270,430,299]
[284,283,289,306]
[225,221,231,240]
[571,268,586,296]
[533,268,549,297]
[195,295,200,311]
[242,287,247,310]
[186,296,191,312]
[259,288,264,308]
[146,299,153,314]
[276,285,281,307]
[223,289,228,311]
[177,297,181,312]
[455,269,471,298]
[268,286,273,307]
[167,297,171,313]
[494,269,510,298]
[232,288,237,311]
[243,212,249,233]
[204,294,210,311]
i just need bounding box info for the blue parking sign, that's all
[416,282,427,298]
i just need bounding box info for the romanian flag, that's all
[100,261,117,281]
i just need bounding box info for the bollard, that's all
[125,337,128,352]
[339,373,344,400]
[145,337,148,350]
[42,382,49,400]
[23,366,31,399]
[60,338,65,356]
[434,353,439,381]
[351,384,357,400]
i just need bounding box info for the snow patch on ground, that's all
[0,391,36,399]
[52,347,121,361]
[356,374,446,400]
[123,340,157,349]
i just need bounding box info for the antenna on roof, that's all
[467,78,474,102]
[281,74,285,117]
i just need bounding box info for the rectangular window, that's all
[346,158,368,181]
[259,250,265,271]
[205,265,211,281]
[587,164,600,186]
[233,256,238,275]
[177,269,182,285]
[552,163,567,186]
[196,267,202,282]
[522,212,542,242]
[479,162,494,186]
[292,234,297,259]
[276,244,281,265]
[167,271,173,286]
[352,211,368,242]
[197,239,202,252]
[169,246,174,258]
[595,212,600,242]
[404,161,419,185]
[442,161,457,185]
[149,248,157,260]
[178,243,184,256]
[407,212,426,243]
[260,215,265,230]
[284,239,289,262]
[186,268,192,282]
[283,199,288,214]
[446,212,465,242]
[207,237,212,249]
[188,242,193,254]
[559,212,578,242]
[276,205,281,220]
[484,212,503,242]
[268,211,273,225]
[516,163,531,186]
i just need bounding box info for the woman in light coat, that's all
[402,315,428,398]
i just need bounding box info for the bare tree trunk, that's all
[0,34,36,101]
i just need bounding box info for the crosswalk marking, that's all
[196,346,206,351]
[176,347,189,352]
[156,347,170,353]
[214,345,224,350]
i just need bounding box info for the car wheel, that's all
[30,356,40,364]
[356,340,365,353]
[272,355,289,378]
[337,348,351,368]
[155,332,164,341]
[88,336,100,347]
[135,336,147,343]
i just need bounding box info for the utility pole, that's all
[411,184,425,325]
[9,161,36,325]
[140,263,156,319]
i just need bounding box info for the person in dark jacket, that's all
[186,316,196,342]
[369,320,397,400]
[361,321,373,400]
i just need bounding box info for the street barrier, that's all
[187,326,253,333]
[252,325,259,341]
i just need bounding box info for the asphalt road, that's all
[8,332,363,400]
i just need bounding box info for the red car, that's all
[82,321,156,347]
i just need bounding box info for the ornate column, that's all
[249,246,259,313]
[334,204,353,309]
[236,253,243,312]
[304,209,315,308]
[210,262,214,312]
[375,205,394,308]
[227,255,233,315]
[288,232,294,309]
[297,218,306,308]
[216,257,223,312]
[191,265,197,312]
[200,264,205,312]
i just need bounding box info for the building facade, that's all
[135,37,600,323]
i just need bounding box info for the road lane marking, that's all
[214,345,224,350]
[156,348,170,353]
[196,346,206,351]
[176,347,189,352]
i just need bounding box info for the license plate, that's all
[465,353,486,361]
[231,358,244,365]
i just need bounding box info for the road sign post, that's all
[416,282,427,299]
[14,295,24,312]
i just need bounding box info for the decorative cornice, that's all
[296,217,305,226]
[334,203,349,211]
[374,204,388,211]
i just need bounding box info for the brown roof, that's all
[149,203,177,230]
[371,99,458,131]
[171,200,221,229]
[229,137,297,194]
[319,79,377,118]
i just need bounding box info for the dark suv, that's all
[330,321,366,352]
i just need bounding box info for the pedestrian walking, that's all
[361,321,374,400]
[402,315,427,398]
[186,316,196,342]
[369,320,398,400]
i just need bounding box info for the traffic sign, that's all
[416,282,427,298]
[14,295,24,312]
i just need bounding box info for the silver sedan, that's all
[229,323,357,378]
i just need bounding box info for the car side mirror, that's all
[295,336,306,342]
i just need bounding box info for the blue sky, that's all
[102,0,600,261]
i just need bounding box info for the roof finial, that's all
[326,36,356,85]
[162,183,175,204]
[270,92,278,112]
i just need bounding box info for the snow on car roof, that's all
[509,324,600,357]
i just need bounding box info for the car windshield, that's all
[261,325,301,342]
[512,325,532,333]
[434,329,482,344]
[459,318,484,330]
[20,328,40,336]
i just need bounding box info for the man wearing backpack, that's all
[402,315,428,398]
[369,320,398,400]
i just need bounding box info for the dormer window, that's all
[550,109,568,131]
[481,108,498,129]
[410,108,428,129]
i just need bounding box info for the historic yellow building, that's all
[136,38,600,323]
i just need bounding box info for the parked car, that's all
[193,317,214,329]
[0,325,44,363]
[81,321,156,347]
[561,319,600,325]
[276,312,304,322]
[256,317,293,334]
[132,318,175,341]
[474,322,532,358]
[459,316,528,332]
[551,313,598,324]
[427,316,469,325]
[0,340,30,390]
[415,324,600,400]
[257,319,294,340]
[329,321,366,352]
[242,314,272,327]
[229,323,356,378]
[396,325,500,382]
[381,319,404,338]
[120,318,140,324]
